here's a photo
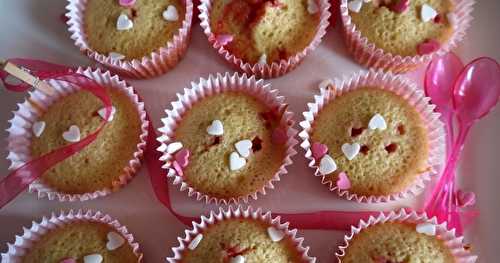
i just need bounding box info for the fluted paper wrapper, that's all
[299,70,446,203]
[167,206,315,262]
[1,209,143,262]
[157,72,297,205]
[66,0,193,79]
[340,0,475,73]
[336,209,478,262]
[6,67,149,202]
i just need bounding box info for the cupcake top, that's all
[170,91,287,200]
[347,0,454,56]
[311,87,429,196]
[209,0,321,64]
[31,87,142,195]
[181,218,303,262]
[21,221,138,263]
[84,0,186,60]
[342,221,454,263]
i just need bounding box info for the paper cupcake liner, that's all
[1,209,143,262]
[66,0,194,79]
[336,209,478,262]
[198,0,331,79]
[299,70,446,203]
[157,72,298,205]
[340,0,475,73]
[6,67,149,202]
[167,205,316,262]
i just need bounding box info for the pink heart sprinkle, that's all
[173,161,184,177]
[215,34,234,46]
[119,0,136,7]
[336,172,351,190]
[311,142,328,160]
[390,0,410,13]
[456,190,476,207]
[417,39,441,55]
[60,259,77,263]
[272,128,287,145]
[174,148,190,168]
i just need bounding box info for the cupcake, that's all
[2,210,142,262]
[341,0,474,73]
[199,0,331,78]
[157,73,296,204]
[336,209,477,262]
[300,70,445,202]
[6,67,148,201]
[66,0,193,78]
[168,206,314,262]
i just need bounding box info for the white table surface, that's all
[0,0,499,262]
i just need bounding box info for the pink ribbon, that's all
[0,59,112,208]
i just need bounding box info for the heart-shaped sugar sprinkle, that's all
[235,139,252,158]
[230,255,245,263]
[109,52,125,61]
[307,0,319,14]
[311,142,328,160]
[106,231,125,251]
[347,0,363,13]
[368,113,387,130]
[163,5,179,21]
[258,54,267,66]
[341,143,360,161]
[119,0,136,7]
[62,125,81,142]
[417,39,440,55]
[32,121,46,138]
[83,254,103,263]
[457,190,476,207]
[336,172,351,190]
[97,106,116,122]
[167,141,183,154]
[229,152,246,171]
[116,14,133,31]
[215,34,234,46]
[421,4,438,22]
[207,120,224,136]
[188,234,203,250]
[319,154,337,175]
[267,226,285,242]
[174,148,190,168]
[416,222,436,236]
[60,258,77,263]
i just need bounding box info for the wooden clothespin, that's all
[0,59,56,96]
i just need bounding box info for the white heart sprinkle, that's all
[318,79,333,90]
[109,52,125,61]
[368,113,387,130]
[97,106,116,122]
[116,14,133,30]
[162,5,179,21]
[230,255,245,263]
[258,54,267,66]
[32,121,46,137]
[235,139,252,158]
[167,142,183,154]
[307,0,319,14]
[106,231,125,251]
[267,227,285,242]
[206,120,224,136]
[421,4,438,22]
[188,234,203,250]
[4,75,23,86]
[416,222,436,236]
[319,154,337,175]
[347,0,363,13]
[83,254,103,263]
[62,125,81,142]
[229,152,246,171]
[341,143,360,161]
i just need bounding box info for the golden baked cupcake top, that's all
[22,221,138,263]
[31,88,142,195]
[170,91,287,200]
[84,0,186,60]
[342,222,454,263]
[181,218,304,263]
[347,0,454,56]
[210,0,320,64]
[311,87,429,196]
